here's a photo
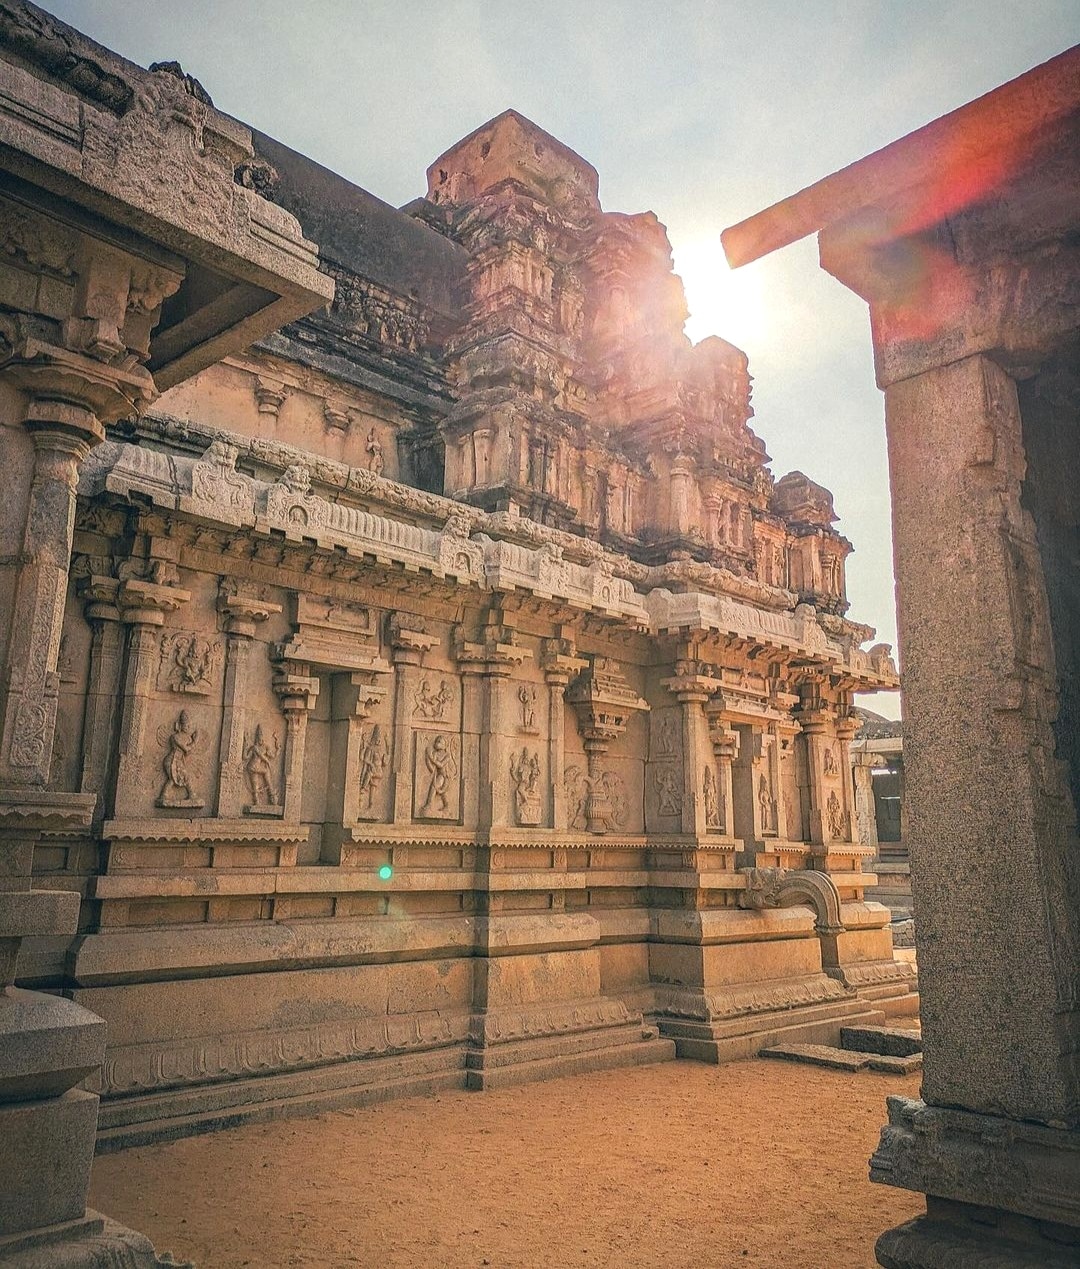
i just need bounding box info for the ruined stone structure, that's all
[0,4,914,1260]
[725,41,1080,1269]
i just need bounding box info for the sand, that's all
[89,1058,924,1268]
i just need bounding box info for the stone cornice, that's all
[80,422,899,688]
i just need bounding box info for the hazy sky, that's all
[44,1,1078,716]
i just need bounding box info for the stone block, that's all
[841,1024,922,1057]
[0,989,106,1103]
[761,1043,870,1070]
[868,1053,922,1074]
[0,1088,98,1237]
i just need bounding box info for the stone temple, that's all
[0,4,920,1262]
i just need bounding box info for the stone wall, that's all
[0,27,914,1147]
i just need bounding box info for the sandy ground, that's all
[89,1059,923,1269]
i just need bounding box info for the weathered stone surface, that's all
[840,1025,922,1058]
[761,1043,870,1071]
[0,1088,98,1236]
[0,989,105,1102]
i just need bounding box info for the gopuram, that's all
[0,2,912,1261]
[725,41,1080,1269]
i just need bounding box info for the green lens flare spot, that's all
[378,864,393,881]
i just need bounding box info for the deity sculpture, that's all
[826,790,846,840]
[419,734,457,817]
[509,746,542,826]
[157,710,200,807]
[654,766,682,816]
[518,684,537,730]
[758,773,774,833]
[655,714,676,758]
[244,725,280,806]
[414,678,453,721]
[167,632,215,693]
[357,724,390,812]
[823,745,838,777]
[703,765,720,830]
[366,427,384,476]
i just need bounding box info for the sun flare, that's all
[674,236,770,352]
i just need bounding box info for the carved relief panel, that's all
[413,731,460,822]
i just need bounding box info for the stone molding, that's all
[80,429,896,685]
[467,996,635,1046]
[871,1096,1080,1229]
[652,973,850,1022]
[102,818,309,845]
[99,1008,471,1098]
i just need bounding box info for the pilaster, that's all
[541,630,587,831]
[216,585,282,818]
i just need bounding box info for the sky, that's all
[44,1,1078,718]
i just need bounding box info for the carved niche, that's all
[356,723,391,819]
[156,709,204,809]
[510,746,543,827]
[414,732,459,821]
[243,723,283,816]
[157,631,219,695]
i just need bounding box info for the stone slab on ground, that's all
[840,1025,922,1057]
[761,1043,871,1071]
[867,1053,922,1074]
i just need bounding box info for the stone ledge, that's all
[102,818,310,844]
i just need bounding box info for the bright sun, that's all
[672,236,769,352]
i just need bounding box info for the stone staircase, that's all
[760,1023,922,1074]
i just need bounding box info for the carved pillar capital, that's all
[217,582,282,639]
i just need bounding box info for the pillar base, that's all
[0,1211,189,1267]
[871,1097,1080,1231]
[877,1199,1080,1269]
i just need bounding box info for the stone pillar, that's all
[542,633,587,831]
[834,706,860,845]
[340,672,392,827]
[566,656,648,834]
[113,575,190,813]
[76,572,124,807]
[0,352,172,1263]
[216,586,282,818]
[388,618,436,825]
[852,749,880,851]
[0,419,98,786]
[272,663,320,823]
[881,353,1079,1116]
[660,665,719,837]
[455,616,532,830]
[703,703,739,839]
